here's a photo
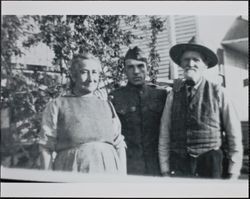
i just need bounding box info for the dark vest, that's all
[171,78,222,156]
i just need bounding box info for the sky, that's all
[198,15,238,52]
[197,16,238,83]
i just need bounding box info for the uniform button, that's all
[120,109,125,114]
[139,91,143,95]
[130,106,136,112]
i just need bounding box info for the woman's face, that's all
[72,59,101,95]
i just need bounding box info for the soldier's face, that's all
[72,59,101,94]
[180,51,208,84]
[125,59,147,85]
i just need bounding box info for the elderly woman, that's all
[38,53,126,174]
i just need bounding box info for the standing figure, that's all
[159,36,243,179]
[111,46,167,176]
[38,53,126,174]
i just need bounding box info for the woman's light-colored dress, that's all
[39,94,126,174]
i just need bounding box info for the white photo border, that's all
[1,0,249,198]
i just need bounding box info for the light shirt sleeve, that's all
[159,90,174,175]
[220,88,243,176]
[38,98,59,152]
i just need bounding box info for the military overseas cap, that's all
[124,46,147,63]
[169,36,218,68]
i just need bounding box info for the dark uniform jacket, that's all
[110,82,167,176]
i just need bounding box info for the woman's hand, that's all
[38,145,54,170]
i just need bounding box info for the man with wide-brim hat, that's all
[170,36,218,68]
[110,46,167,176]
[159,36,243,179]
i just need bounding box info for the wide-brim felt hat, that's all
[169,36,218,68]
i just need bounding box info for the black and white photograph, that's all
[1,1,249,198]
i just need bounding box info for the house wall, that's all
[223,47,249,121]
[173,15,199,79]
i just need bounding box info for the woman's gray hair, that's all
[70,52,101,76]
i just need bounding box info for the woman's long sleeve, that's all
[38,99,59,169]
[110,102,127,174]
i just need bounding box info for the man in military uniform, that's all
[110,46,167,176]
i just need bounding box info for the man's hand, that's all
[227,173,239,180]
[161,171,170,177]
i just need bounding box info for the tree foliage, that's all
[23,15,144,89]
[148,16,166,84]
[1,15,53,168]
